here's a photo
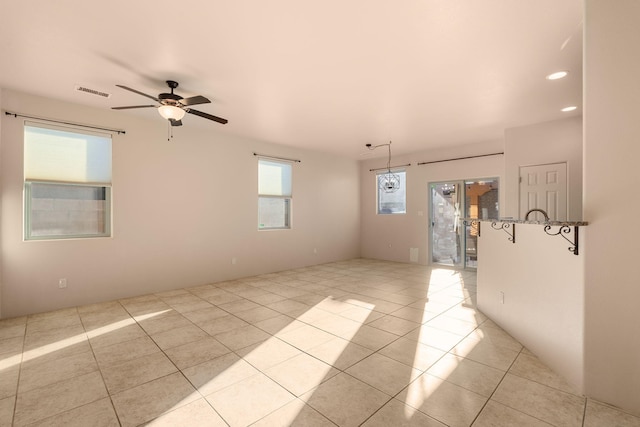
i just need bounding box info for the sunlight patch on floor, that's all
[1,310,172,371]
[404,269,481,419]
[181,296,370,425]
[132,309,173,322]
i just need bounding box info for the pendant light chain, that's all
[366,141,401,193]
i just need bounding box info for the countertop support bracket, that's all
[543,225,580,256]
[463,218,586,255]
[491,221,515,243]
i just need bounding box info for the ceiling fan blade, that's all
[169,119,183,127]
[111,105,156,110]
[116,85,160,102]
[187,109,228,124]
[179,95,211,106]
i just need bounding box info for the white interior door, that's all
[519,162,567,221]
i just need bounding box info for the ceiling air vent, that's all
[74,85,111,98]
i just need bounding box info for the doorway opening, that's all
[429,178,499,269]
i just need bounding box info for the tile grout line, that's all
[150,274,364,425]
[79,303,124,427]
[215,270,421,426]
[15,307,112,426]
[468,345,582,427]
[357,279,479,426]
[182,271,359,426]
[5,261,487,426]
[468,346,525,426]
[117,295,225,426]
[9,316,28,427]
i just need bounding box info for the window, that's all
[377,170,406,214]
[258,159,291,229]
[24,123,112,240]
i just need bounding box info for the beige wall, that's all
[0,89,2,314]
[0,89,361,318]
[359,140,504,265]
[504,116,583,220]
[583,0,640,415]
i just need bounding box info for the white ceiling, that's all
[0,0,582,159]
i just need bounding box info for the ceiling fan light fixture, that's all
[158,105,186,121]
[113,81,227,125]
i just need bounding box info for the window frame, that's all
[24,181,112,241]
[376,169,407,215]
[258,196,291,230]
[23,122,113,241]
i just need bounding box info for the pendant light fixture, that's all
[366,141,401,193]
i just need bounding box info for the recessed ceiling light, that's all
[561,106,577,112]
[546,71,569,80]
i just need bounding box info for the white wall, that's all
[504,116,583,220]
[477,222,585,392]
[0,88,3,315]
[0,89,361,318]
[360,140,504,265]
[583,0,640,415]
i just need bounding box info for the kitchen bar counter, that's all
[473,220,586,393]
[462,217,588,226]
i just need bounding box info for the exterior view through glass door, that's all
[430,178,499,269]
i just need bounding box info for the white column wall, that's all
[583,0,640,415]
[0,88,2,317]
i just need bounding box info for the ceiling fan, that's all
[112,80,228,126]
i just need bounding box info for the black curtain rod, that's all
[4,111,126,135]
[369,163,411,172]
[253,152,301,163]
[417,152,504,165]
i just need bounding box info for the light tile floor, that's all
[1,259,639,426]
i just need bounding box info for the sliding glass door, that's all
[429,178,499,269]
[430,182,464,268]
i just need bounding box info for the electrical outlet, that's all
[232,257,238,265]
[58,278,67,289]
[313,248,318,254]
[500,291,504,304]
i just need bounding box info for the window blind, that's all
[24,122,112,184]
[258,159,291,196]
